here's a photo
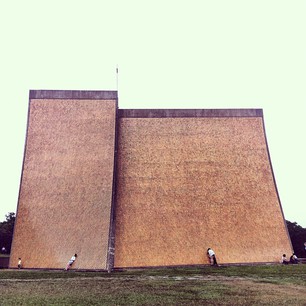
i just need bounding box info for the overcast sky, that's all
[1,1,305,227]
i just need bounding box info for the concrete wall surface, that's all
[10,92,117,269]
[11,96,292,269]
[114,116,292,267]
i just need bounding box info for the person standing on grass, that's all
[65,254,77,270]
[207,248,218,266]
[18,258,22,269]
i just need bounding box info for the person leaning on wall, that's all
[65,254,77,271]
[207,248,218,266]
[18,258,22,269]
[281,254,289,264]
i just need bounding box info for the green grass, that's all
[0,265,306,305]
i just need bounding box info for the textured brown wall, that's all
[114,117,292,267]
[10,97,117,269]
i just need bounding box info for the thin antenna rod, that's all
[116,65,119,93]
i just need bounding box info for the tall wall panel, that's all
[10,90,117,270]
[114,109,292,267]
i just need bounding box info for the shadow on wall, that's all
[0,256,10,268]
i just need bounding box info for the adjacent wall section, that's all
[10,90,117,270]
[114,109,292,267]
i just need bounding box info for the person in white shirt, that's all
[207,248,218,266]
[18,258,22,269]
[290,253,298,264]
[281,254,289,264]
[65,254,77,270]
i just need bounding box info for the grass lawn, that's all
[0,265,305,305]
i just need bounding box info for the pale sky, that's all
[1,1,305,227]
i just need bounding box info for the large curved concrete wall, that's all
[10,91,117,270]
[114,110,292,267]
[11,94,292,269]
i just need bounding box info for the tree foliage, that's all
[0,212,15,254]
[286,220,306,258]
